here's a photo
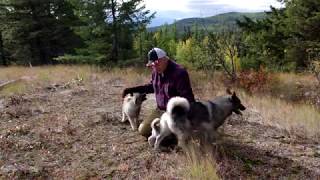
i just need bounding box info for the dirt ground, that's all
[0,76,320,179]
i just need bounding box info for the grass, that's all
[242,92,320,139]
[1,65,320,178]
[182,145,219,180]
[189,70,320,140]
[0,65,99,96]
[0,81,27,96]
[1,65,319,139]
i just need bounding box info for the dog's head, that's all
[133,93,147,105]
[227,89,246,115]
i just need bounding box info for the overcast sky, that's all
[144,0,284,27]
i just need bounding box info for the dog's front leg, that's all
[148,134,156,147]
[128,116,137,131]
[121,111,126,122]
[177,133,189,150]
[154,134,165,150]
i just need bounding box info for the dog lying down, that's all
[152,90,246,150]
[121,93,147,130]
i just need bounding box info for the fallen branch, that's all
[0,79,21,90]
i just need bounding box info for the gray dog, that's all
[121,93,147,130]
[153,90,246,150]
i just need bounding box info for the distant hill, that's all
[148,12,266,33]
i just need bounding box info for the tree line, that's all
[0,0,319,76]
[0,0,154,66]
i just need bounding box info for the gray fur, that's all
[153,92,246,150]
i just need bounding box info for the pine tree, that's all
[67,0,154,64]
[0,0,82,65]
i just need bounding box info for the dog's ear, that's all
[232,92,237,98]
[226,88,232,95]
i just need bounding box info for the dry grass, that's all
[274,72,317,87]
[1,65,320,178]
[1,65,318,138]
[189,70,225,100]
[0,81,27,95]
[267,72,319,102]
[189,70,320,140]
[0,65,101,96]
[182,145,219,180]
[242,92,320,139]
[105,67,151,86]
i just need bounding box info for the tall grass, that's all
[242,92,320,139]
[182,145,219,180]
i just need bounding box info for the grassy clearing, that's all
[1,65,319,139]
[1,65,320,178]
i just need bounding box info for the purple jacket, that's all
[139,60,195,110]
[152,60,195,110]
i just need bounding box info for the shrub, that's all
[237,67,270,93]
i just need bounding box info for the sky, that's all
[144,0,284,27]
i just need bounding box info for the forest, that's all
[0,0,319,78]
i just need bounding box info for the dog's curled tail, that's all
[167,97,190,121]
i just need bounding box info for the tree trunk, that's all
[36,37,49,64]
[0,31,7,66]
[110,0,118,62]
[29,1,50,65]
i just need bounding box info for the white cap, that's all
[146,47,167,66]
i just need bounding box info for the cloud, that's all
[186,0,283,12]
[145,0,191,12]
[145,0,284,27]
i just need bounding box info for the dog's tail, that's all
[167,97,190,121]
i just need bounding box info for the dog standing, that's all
[153,91,246,150]
[121,93,147,130]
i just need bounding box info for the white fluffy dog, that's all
[153,97,190,150]
[121,93,146,130]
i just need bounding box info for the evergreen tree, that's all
[285,0,320,68]
[66,0,154,64]
[0,0,82,65]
